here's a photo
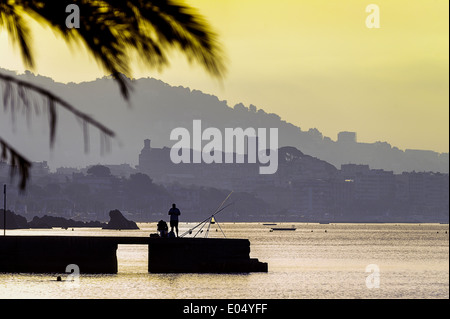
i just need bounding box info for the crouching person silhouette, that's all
[157,220,168,238]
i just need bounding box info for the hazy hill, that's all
[0,68,447,173]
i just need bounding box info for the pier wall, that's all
[0,236,118,273]
[148,237,267,273]
[0,236,267,274]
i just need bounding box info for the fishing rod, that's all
[182,201,234,238]
[185,191,233,236]
[181,191,234,238]
[211,191,233,218]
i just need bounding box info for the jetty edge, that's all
[0,235,268,274]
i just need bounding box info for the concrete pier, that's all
[148,237,267,273]
[0,236,267,274]
[0,236,119,273]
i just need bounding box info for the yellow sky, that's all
[1,0,448,152]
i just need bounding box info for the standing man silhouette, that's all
[168,203,181,237]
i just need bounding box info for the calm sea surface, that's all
[0,222,448,299]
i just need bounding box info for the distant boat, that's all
[263,223,277,226]
[270,227,296,231]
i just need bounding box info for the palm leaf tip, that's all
[0,1,34,68]
[0,137,32,190]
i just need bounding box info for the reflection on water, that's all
[0,223,448,298]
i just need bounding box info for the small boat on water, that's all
[263,223,277,226]
[270,227,296,231]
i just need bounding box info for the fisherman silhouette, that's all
[168,203,181,237]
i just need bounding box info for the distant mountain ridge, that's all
[0,68,448,173]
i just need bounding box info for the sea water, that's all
[0,223,448,299]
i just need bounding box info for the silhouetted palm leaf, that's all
[0,0,226,189]
[0,136,31,190]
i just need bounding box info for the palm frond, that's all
[0,1,34,68]
[0,0,226,189]
[0,73,115,144]
[8,0,226,98]
[0,136,31,190]
[0,72,116,189]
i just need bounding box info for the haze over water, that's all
[0,222,448,299]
